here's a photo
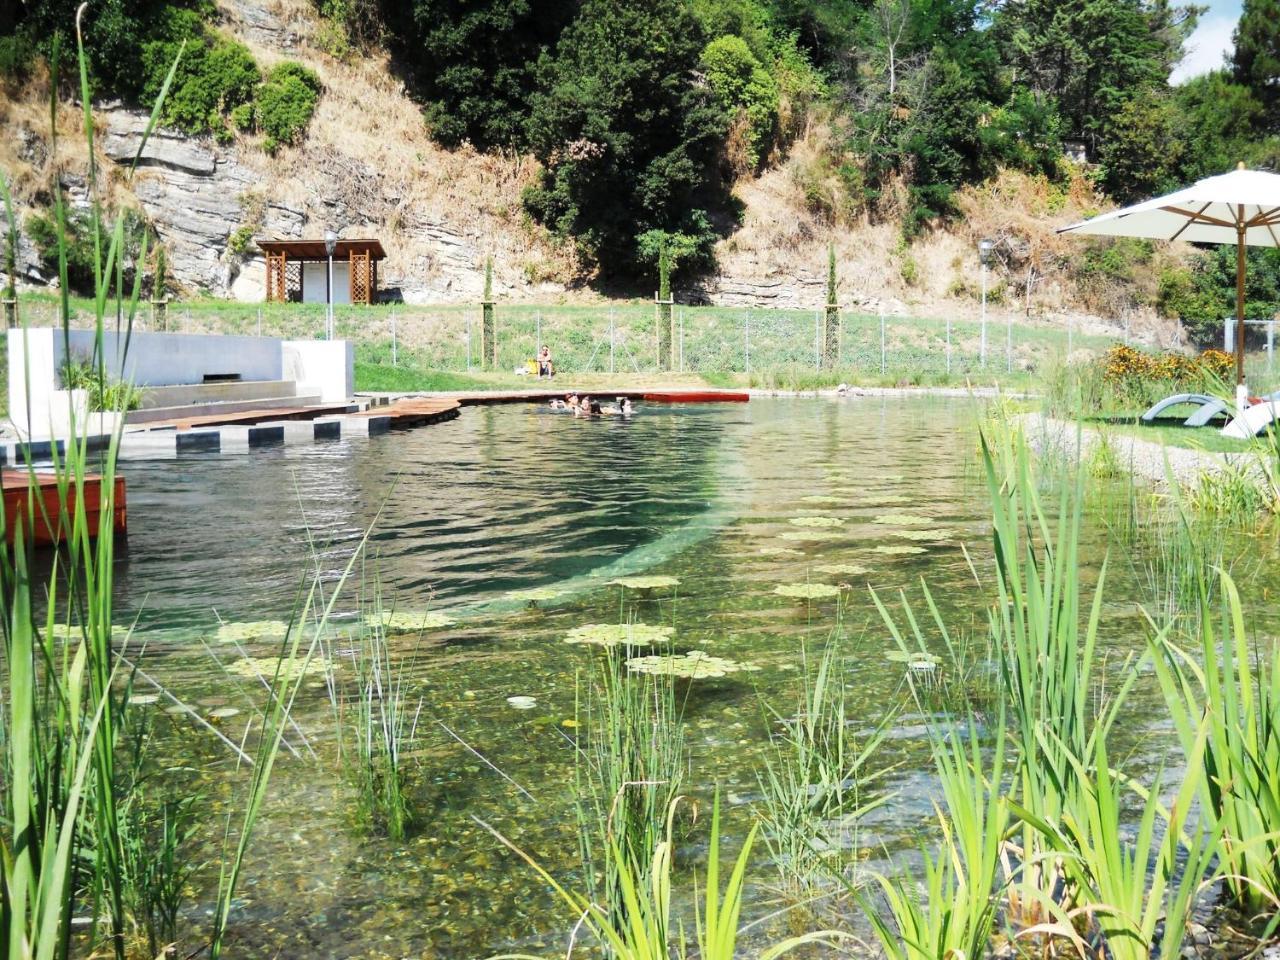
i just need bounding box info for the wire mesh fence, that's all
[10,297,1118,381]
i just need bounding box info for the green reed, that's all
[755,639,889,902]
[1013,711,1217,960]
[483,794,839,960]
[1149,568,1280,920]
[857,716,1008,960]
[573,647,687,929]
[334,600,422,841]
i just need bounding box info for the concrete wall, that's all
[283,339,353,403]
[8,328,355,440]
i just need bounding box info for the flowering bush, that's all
[1101,344,1230,391]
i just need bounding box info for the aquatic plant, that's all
[505,586,564,604]
[625,651,759,678]
[572,649,686,938]
[812,562,868,576]
[759,546,804,556]
[482,796,838,960]
[871,514,933,526]
[1149,568,1280,915]
[892,528,954,541]
[564,623,675,647]
[608,575,681,590]
[862,494,913,506]
[756,641,889,902]
[340,613,421,841]
[227,655,331,680]
[800,495,843,504]
[774,582,843,600]
[363,609,454,633]
[779,530,841,542]
[215,619,289,643]
[858,717,1008,960]
[873,544,926,555]
[788,516,843,528]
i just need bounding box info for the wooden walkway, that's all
[2,470,127,546]
[358,389,750,406]
[133,403,356,432]
[349,397,461,428]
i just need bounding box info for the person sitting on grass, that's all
[538,345,555,378]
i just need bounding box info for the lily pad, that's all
[506,586,565,604]
[873,545,927,555]
[789,516,844,528]
[507,695,538,710]
[216,620,289,644]
[626,650,760,679]
[780,530,841,542]
[564,623,675,648]
[813,563,870,576]
[364,610,455,633]
[226,656,331,681]
[886,650,941,669]
[894,528,955,541]
[774,582,844,600]
[872,513,934,526]
[208,706,242,719]
[608,575,680,590]
[50,623,132,643]
[128,692,160,706]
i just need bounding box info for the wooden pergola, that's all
[258,238,387,305]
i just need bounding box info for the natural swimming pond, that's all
[101,397,1280,958]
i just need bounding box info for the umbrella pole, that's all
[1236,227,1247,415]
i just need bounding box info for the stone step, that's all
[125,394,321,425]
[137,379,298,410]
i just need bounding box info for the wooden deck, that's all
[134,403,357,432]
[2,470,127,546]
[359,389,751,407]
[349,397,462,428]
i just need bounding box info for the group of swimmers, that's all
[550,393,635,417]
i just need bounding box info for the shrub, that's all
[141,11,259,135]
[1097,344,1233,405]
[254,62,321,153]
[59,357,144,411]
[28,206,147,296]
[0,30,36,80]
[701,34,778,170]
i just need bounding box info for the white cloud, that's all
[1171,15,1237,84]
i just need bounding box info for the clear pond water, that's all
[104,396,1280,958]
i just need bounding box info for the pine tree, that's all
[1233,0,1280,120]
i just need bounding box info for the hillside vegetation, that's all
[2,0,1280,343]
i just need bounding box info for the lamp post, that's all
[978,239,994,366]
[324,229,337,340]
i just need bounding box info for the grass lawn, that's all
[1087,415,1258,454]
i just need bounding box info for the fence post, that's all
[1225,316,1234,353]
[679,310,684,372]
[391,312,397,367]
[879,311,886,376]
[814,309,821,369]
[946,318,951,376]
[745,312,751,375]
[1006,311,1012,373]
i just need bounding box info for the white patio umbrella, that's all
[1059,165,1280,413]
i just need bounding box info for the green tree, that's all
[1172,70,1273,181]
[996,0,1195,157]
[701,34,779,170]
[1233,0,1280,121]
[378,0,574,149]
[1098,93,1182,201]
[255,62,322,152]
[522,0,729,276]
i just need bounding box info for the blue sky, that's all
[1171,0,1243,82]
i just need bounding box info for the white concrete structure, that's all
[7,328,354,440]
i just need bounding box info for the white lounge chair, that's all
[1139,393,1221,425]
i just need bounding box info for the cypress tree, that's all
[1233,0,1280,121]
[481,255,495,369]
[656,242,673,371]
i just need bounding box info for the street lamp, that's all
[978,239,995,366]
[324,229,338,340]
